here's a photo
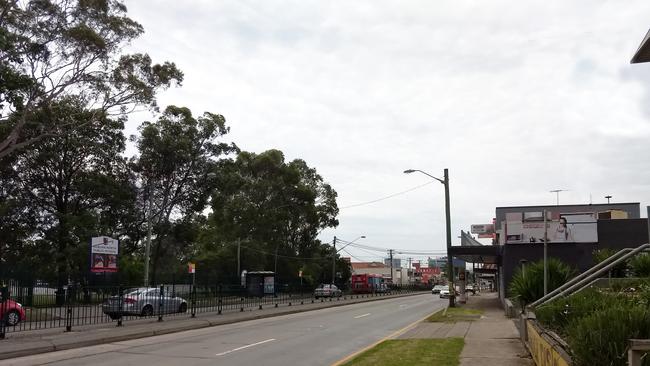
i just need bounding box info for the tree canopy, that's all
[0,1,343,290]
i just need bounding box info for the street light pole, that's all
[404,168,455,307]
[443,168,454,307]
[144,179,153,287]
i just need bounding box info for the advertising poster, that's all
[90,236,119,273]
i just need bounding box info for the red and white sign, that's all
[188,262,196,274]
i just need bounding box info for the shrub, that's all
[593,248,628,277]
[567,307,650,366]
[509,258,574,310]
[535,288,634,336]
[630,253,650,277]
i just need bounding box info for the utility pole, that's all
[444,168,454,307]
[408,257,412,284]
[389,249,394,284]
[331,236,337,285]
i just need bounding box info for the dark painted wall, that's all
[597,219,649,250]
[501,242,597,297]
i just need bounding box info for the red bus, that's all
[351,274,386,293]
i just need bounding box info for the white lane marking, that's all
[354,313,371,319]
[215,338,276,356]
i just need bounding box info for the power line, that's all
[339,181,434,209]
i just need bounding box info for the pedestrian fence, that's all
[0,281,428,338]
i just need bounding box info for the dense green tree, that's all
[0,97,138,290]
[0,0,183,159]
[203,149,340,285]
[131,106,237,284]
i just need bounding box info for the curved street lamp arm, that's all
[403,169,445,185]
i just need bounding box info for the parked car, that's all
[314,284,342,298]
[102,287,188,320]
[432,285,446,294]
[0,299,26,326]
[465,284,476,294]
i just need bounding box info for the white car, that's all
[432,285,446,294]
[439,288,451,298]
[314,284,342,298]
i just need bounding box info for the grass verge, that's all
[427,307,483,322]
[341,338,464,366]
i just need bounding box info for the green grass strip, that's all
[342,338,464,366]
[427,307,483,322]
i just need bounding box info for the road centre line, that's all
[215,338,276,356]
[353,313,371,319]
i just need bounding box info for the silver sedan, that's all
[102,287,188,319]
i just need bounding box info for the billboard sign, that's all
[505,213,597,244]
[471,224,494,235]
[90,236,118,273]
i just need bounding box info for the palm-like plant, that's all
[509,258,574,310]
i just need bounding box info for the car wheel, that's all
[141,305,154,317]
[5,310,21,326]
[178,303,187,313]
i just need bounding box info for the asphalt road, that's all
[2,293,445,366]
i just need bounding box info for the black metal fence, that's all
[0,279,428,338]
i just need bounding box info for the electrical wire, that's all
[338,181,435,210]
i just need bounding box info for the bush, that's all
[535,288,634,336]
[509,258,574,310]
[567,307,650,366]
[630,253,650,277]
[593,248,628,277]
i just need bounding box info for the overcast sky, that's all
[123,0,650,265]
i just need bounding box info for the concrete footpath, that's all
[0,291,422,361]
[398,292,533,366]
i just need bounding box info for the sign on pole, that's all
[90,236,119,273]
[188,262,196,274]
[298,270,303,278]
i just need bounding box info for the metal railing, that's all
[529,243,650,309]
[0,282,426,337]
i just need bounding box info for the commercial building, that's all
[450,202,649,303]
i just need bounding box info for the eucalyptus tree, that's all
[0,0,183,159]
[131,106,237,284]
[206,149,340,283]
[1,97,137,289]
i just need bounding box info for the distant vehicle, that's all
[439,288,459,299]
[465,284,476,294]
[314,284,342,298]
[432,285,446,294]
[102,287,187,320]
[0,299,26,326]
[351,274,384,294]
[375,283,391,293]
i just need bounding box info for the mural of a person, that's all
[553,217,574,242]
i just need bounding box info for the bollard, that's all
[240,297,244,312]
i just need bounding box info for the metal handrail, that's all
[529,243,650,308]
[529,246,635,308]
